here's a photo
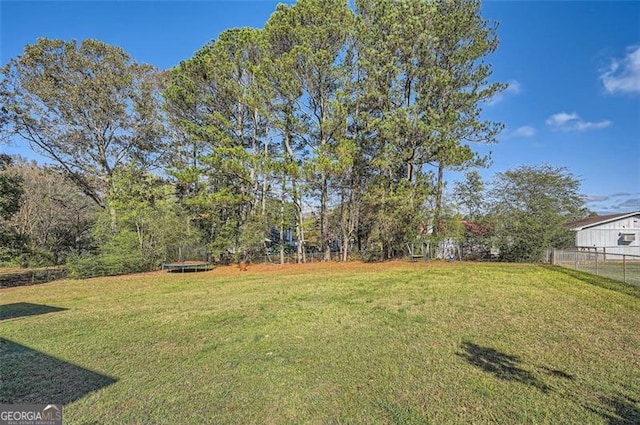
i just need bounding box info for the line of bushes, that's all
[66,253,156,279]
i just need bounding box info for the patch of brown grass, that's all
[210,259,465,277]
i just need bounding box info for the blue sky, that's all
[1,1,639,214]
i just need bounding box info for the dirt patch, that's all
[26,260,478,284]
[207,259,458,278]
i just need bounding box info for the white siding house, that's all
[566,211,640,256]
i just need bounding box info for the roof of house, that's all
[565,211,640,230]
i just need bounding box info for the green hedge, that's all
[67,253,154,279]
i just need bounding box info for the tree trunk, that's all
[280,176,286,265]
[321,173,330,261]
[282,106,304,263]
[293,186,306,263]
[341,236,349,262]
[109,206,117,234]
[135,222,144,255]
[339,189,347,262]
[433,162,445,237]
[340,181,359,262]
[259,109,268,216]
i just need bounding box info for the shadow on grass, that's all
[544,266,640,298]
[459,342,639,421]
[458,342,551,392]
[0,338,116,404]
[585,392,640,425]
[0,302,68,321]
[539,366,574,381]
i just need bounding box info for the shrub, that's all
[67,252,151,279]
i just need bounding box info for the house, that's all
[565,211,640,256]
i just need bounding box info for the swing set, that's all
[406,241,430,261]
[406,239,462,262]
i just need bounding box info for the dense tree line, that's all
[0,0,587,274]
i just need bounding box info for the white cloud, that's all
[573,120,612,131]
[600,46,640,95]
[511,125,536,137]
[616,198,640,209]
[546,112,579,127]
[506,80,522,95]
[582,195,609,203]
[546,111,612,132]
[592,193,640,214]
[487,80,521,105]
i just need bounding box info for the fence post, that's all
[575,250,578,270]
[623,255,626,284]
[595,250,598,276]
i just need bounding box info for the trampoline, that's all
[161,261,213,273]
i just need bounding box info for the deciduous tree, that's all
[1,38,166,207]
[453,170,486,220]
[490,165,587,262]
[0,155,26,264]
[7,160,97,264]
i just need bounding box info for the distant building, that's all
[566,211,640,256]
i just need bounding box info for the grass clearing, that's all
[570,262,640,286]
[1,261,639,424]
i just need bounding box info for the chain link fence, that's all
[552,249,640,286]
[249,252,344,264]
[164,246,211,263]
[0,266,68,288]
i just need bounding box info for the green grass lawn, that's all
[571,262,640,286]
[1,262,639,424]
